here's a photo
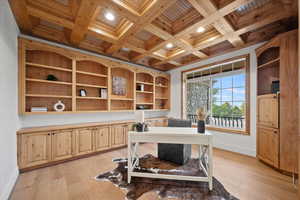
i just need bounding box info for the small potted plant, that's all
[133,122,149,132]
[196,108,209,133]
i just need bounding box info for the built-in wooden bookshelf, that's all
[136,72,154,110]
[257,47,280,96]
[19,38,170,114]
[155,76,170,110]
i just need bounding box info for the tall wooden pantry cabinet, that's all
[256,30,298,174]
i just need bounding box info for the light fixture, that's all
[122,47,130,52]
[105,12,115,21]
[197,27,205,33]
[166,43,173,49]
[208,36,217,42]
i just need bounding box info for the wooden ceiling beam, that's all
[70,0,98,45]
[94,0,139,23]
[27,5,75,29]
[105,0,177,54]
[188,0,244,47]
[135,0,253,67]
[9,0,33,33]
[132,24,208,62]
[155,6,292,67]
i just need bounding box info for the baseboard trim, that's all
[0,167,19,200]
[213,141,256,157]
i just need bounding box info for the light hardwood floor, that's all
[10,144,298,200]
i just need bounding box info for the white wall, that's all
[168,43,265,157]
[0,1,20,199]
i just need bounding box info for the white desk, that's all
[127,127,213,190]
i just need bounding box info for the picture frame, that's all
[112,76,126,96]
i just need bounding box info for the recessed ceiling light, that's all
[208,36,217,42]
[166,43,173,49]
[122,47,130,52]
[197,27,205,33]
[105,12,115,21]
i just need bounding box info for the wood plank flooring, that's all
[10,144,298,200]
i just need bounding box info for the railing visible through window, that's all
[184,58,247,131]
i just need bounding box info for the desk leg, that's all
[198,145,202,169]
[127,138,132,184]
[208,143,213,190]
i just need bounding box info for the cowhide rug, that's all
[95,154,238,200]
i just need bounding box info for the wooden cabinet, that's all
[52,130,73,161]
[17,118,167,170]
[111,124,127,147]
[257,126,279,168]
[19,132,51,168]
[75,128,94,155]
[94,126,110,151]
[256,30,298,174]
[257,94,278,128]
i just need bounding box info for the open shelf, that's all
[155,84,168,88]
[76,70,107,77]
[20,39,171,114]
[76,60,108,75]
[111,99,134,111]
[25,97,72,112]
[257,47,280,96]
[136,102,153,105]
[257,58,280,69]
[26,62,72,72]
[26,50,72,70]
[136,91,153,94]
[26,94,72,98]
[26,78,72,85]
[76,96,107,100]
[136,81,154,85]
[76,83,107,88]
[111,97,134,100]
[154,75,170,110]
[76,99,108,111]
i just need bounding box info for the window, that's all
[182,55,249,134]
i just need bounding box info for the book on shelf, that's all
[31,107,48,112]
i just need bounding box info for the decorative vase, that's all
[197,120,205,133]
[54,100,65,112]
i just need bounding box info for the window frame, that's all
[181,54,250,135]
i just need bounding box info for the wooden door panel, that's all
[111,125,126,147]
[20,132,51,168]
[94,127,110,151]
[257,94,278,128]
[52,130,73,161]
[257,126,279,168]
[76,128,94,155]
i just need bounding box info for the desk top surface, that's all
[129,127,212,137]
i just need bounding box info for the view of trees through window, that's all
[186,59,246,130]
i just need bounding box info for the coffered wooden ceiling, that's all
[9,0,298,71]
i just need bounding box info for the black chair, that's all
[158,118,192,165]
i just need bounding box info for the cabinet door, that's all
[257,126,279,168]
[94,127,110,151]
[20,132,51,168]
[52,130,73,161]
[111,125,126,147]
[75,128,94,155]
[257,94,278,128]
